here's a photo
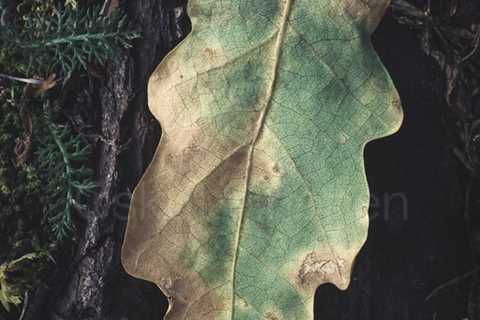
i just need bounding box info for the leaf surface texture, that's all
[122,1,403,319]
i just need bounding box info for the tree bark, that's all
[22,1,189,319]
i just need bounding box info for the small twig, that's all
[459,24,480,64]
[426,267,480,301]
[0,73,43,85]
[100,0,119,16]
[99,0,111,15]
[18,291,29,320]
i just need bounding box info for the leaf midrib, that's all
[230,0,294,317]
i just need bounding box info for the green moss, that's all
[0,252,47,312]
[0,88,45,258]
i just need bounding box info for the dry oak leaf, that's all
[122,0,403,319]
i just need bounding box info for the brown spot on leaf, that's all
[272,163,280,173]
[250,142,283,193]
[203,48,218,63]
[265,312,280,320]
[299,253,337,284]
[293,251,351,292]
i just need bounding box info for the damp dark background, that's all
[143,11,473,320]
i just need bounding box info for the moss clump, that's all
[0,252,46,312]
